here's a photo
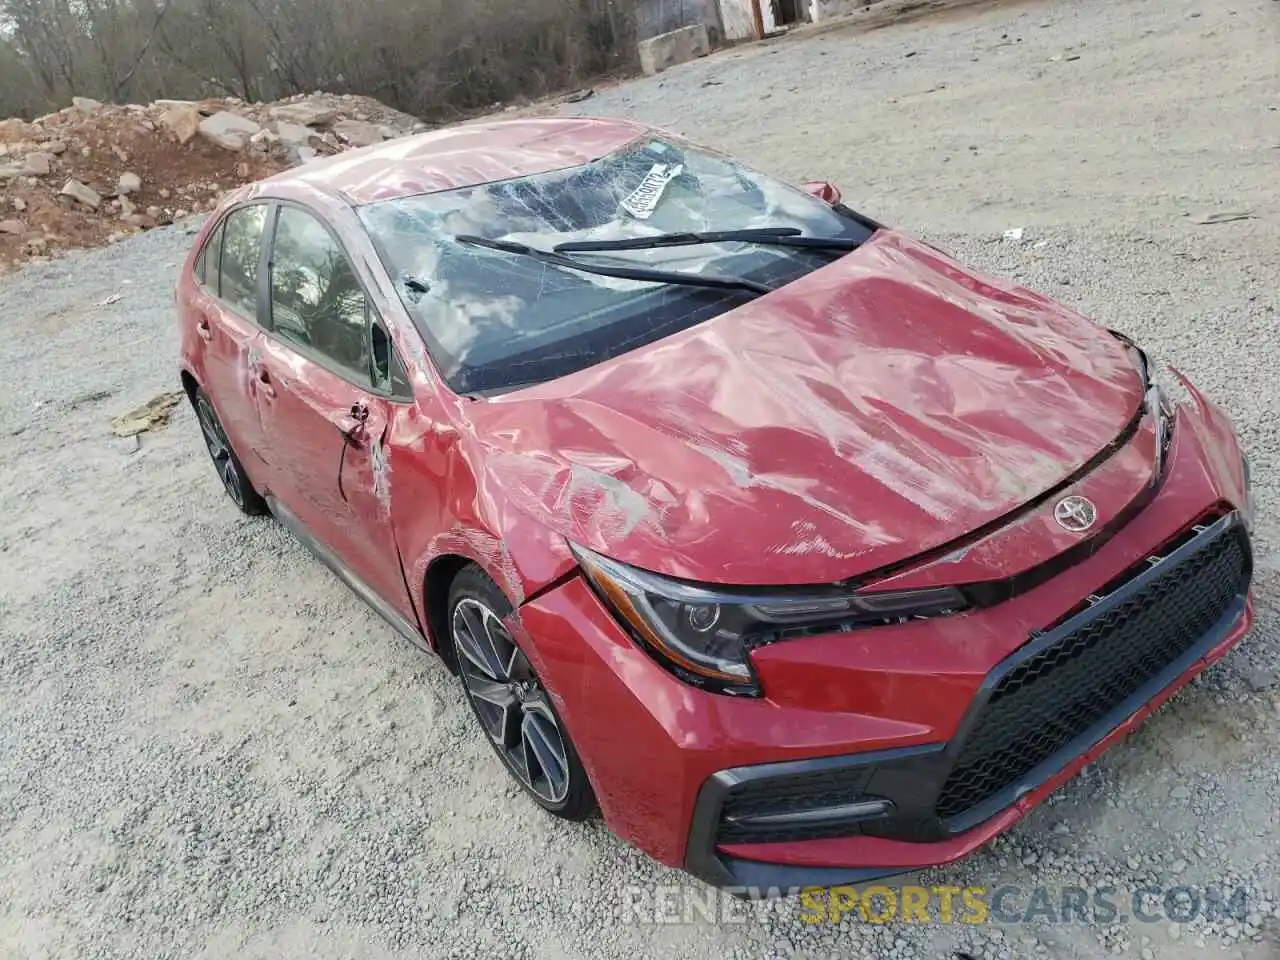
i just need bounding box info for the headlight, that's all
[571,544,966,696]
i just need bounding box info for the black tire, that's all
[448,565,596,820]
[192,388,266,516]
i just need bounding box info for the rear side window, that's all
[219,205,269,317]
[196,224,224,291]
[269,206,371,384]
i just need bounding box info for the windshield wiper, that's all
[453,234,774,297]
[553,227,865,254]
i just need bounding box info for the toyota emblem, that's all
[1054,496,1098,533]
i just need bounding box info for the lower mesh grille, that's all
[717,766,879,844]
[935,524,1250,821]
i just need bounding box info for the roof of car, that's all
[264,116,650,206]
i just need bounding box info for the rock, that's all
[117,171,142,195]
[249,128,279,148]
[1170,784,1191,800]
[197,112,261,150]
[332,119,384,147]
[71,96,102,112]
[111,145,128,162]
[270,100,338,127]
[0,118,34,140]
[0,219,23,235]
[119,195,136,217]
[21,152,55,176]
[1170,857,1188,874]
[42,140,66,155]
[0,164,25,181]
[60,179,102,209]
[274,121,313,146]
[161,105,201,145]
[1003,227,1026,241]
[11,197,26,212]
[296,146,318,163]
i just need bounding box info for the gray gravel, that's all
[2,0,1278,958]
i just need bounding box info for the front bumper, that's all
[515,382,1254,890]
[688,514,1252,890]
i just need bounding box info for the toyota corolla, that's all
[175,117,1255,892]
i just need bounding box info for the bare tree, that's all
[0,0,641,120]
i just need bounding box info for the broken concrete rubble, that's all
[273,121,313,146]
[270,100,339,127]
[60,179,102,209]
[1,91,422,274]
[21,152,55,176]
[160,105,201,145]
[198,112,262,151]
[332,119,384,147]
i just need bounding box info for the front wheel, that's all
[449,566,596,820]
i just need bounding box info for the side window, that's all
[269,207,371,384]
[196,223,224,292]
[219,205,268,317]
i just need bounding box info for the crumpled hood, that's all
[465,231,1143,586]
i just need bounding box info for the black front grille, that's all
[717,766,877,844]
[935,524,1250,821]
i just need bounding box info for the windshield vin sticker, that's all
[620,163,683,219]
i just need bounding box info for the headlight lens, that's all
[571,544,966,695]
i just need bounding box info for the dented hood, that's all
[466,231,1143,586]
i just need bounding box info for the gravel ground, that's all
[2,0,1279,958]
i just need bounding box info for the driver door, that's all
[253,203,415,623]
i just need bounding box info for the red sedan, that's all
[176,117,1255,893]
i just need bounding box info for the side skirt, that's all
[266,495,432,655]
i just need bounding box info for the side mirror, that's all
[799,180,842,205]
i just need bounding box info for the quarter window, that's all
[197,223,223,291]
[269,207,370,384]
[219,205,268,316]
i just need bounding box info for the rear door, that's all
[189,203,272,470]
[253,203,416,622]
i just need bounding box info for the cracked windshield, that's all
[359,138,873,394]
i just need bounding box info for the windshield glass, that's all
[358,137,874,394]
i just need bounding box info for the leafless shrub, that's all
[0,0,640,119]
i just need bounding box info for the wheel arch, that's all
[422,552,474,673]
[180,367,200,404]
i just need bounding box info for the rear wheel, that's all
[449,566,596,819]
[193,388,265,516]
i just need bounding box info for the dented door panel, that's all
[253,334,415,623]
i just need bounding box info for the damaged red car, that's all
[176,117,1256,893]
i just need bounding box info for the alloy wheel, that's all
[452,597,570,805]
[195,395,244,508]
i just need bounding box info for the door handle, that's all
[255,366,276,399]
[195,317,213,341]
[337,402,370,447]
[336,402,373,504]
